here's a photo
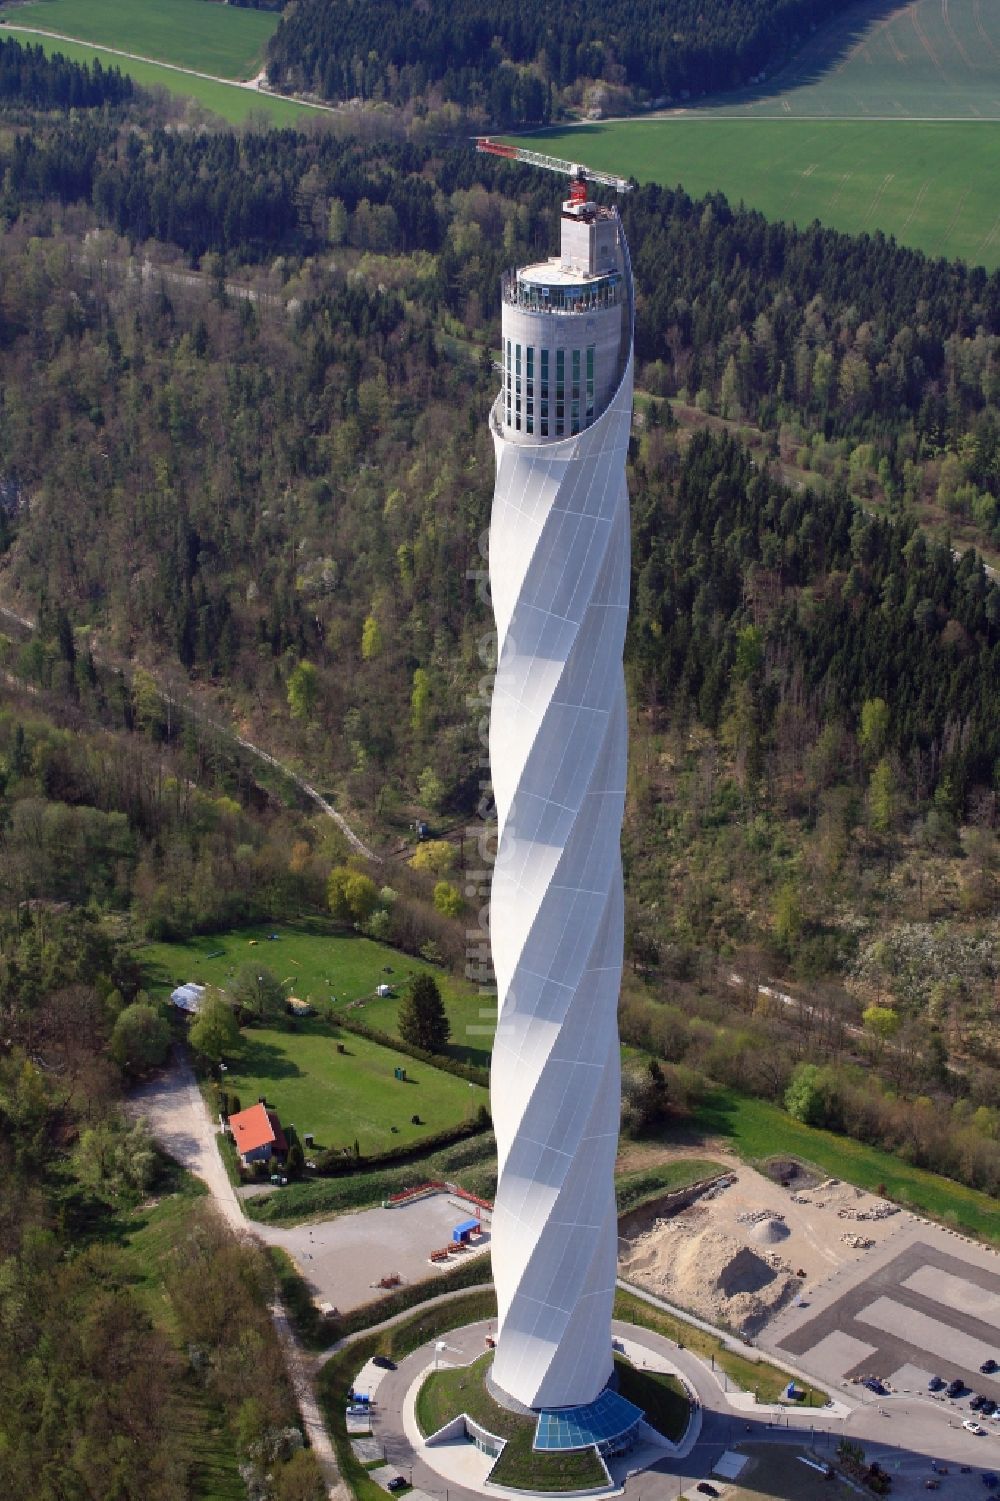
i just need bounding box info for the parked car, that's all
[695,1487,720,1499]
[982,1400,998,1417]
[947,1378,965,1397]
[981,1359,999,1374]
[864,1378,888,1395]
[971,1396,986,1410]
[963,1419,986,1435]
[372,1355,397,1371]
[928,1375,946,1391]
[386,1478,408,1492]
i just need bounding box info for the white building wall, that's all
[500,301,621,446]
[488,214,634,1412]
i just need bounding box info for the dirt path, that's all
[131,1048,348,1497]
[0,20,339,113]
[0,598,376,860]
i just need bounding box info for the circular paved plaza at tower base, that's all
[350,1316,1000,1501]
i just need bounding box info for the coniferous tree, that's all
[398,974,450,1053]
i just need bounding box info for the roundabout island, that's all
[353,1317,704,1499]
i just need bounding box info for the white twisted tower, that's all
[488,182,634,1412]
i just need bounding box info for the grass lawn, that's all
[2,0,278,78]
[613,1359,689,1442]
[415,1353,608,1491]
[506,119,1000,269]
[724,1443,854,1499]
[694,1086,1000,1246]
[113,1167,246,1500]
[1,29,315,124]
[615,1158,725,1215]
[142,918,491,1066]
[613,1288,828,1408]
[214,1013,487,1156]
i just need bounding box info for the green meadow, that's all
[508,119,1000,268]
[215,1014,487,1155]
[697,0,1000,119]
[142,919,496,1069]
[1,30,314,124]
[2,0,277,78]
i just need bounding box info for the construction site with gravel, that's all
[618,1157,907,1340]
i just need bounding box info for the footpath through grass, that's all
[696,1086,1000,1246]
[3,0,278,78]
[507,120,1000,270]
[2,30,315,124]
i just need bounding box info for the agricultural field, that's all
[699,0,1000,119]
[509,0,1000,267]
[0,0,278,79]
[210,1014,487,1155]
[511,119,1000,268]
[0,30,314,123]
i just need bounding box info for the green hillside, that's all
[1,0,278,79]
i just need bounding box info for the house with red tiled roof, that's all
[228,1100,288,1166]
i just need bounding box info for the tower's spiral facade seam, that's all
[488,213,634,1412]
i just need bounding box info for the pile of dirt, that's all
[762,1158,821,1190]
[621,1218,800,1338]
[747,1217,790,1246]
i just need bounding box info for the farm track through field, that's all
[0,21,338,114]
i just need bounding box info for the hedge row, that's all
[336,1013,490,1087]
[313,1114,490,1178]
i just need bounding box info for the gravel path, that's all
[130,1046,348,1498]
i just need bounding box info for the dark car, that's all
[864,1378,888,1395]
[928,1375,946,1391]
[981,1359,999,1375]
[971,1396,986,1410]
[982,1399,998,1417]
[695,1487,720,1499]
[386,1478,408,1493]
[372,1355,397,1371]
[947,1378,964,1398]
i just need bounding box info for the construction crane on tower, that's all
[475,138,632,200]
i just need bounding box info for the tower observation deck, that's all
[487,178,634,1414]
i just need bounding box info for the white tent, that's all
[170,982,205,1014]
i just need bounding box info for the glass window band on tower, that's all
[540,349,549,437]
[526,347,534,435]
[556,349,565,437]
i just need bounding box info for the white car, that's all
[963,1419,986,1435]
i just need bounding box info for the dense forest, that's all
[264,0,852,120]
[0,37,133,110]
[1,36,999,1329]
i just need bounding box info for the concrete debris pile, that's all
[838,1201,897,1222]
[841,1233,875,1249]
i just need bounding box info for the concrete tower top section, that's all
[497,196,629,447]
